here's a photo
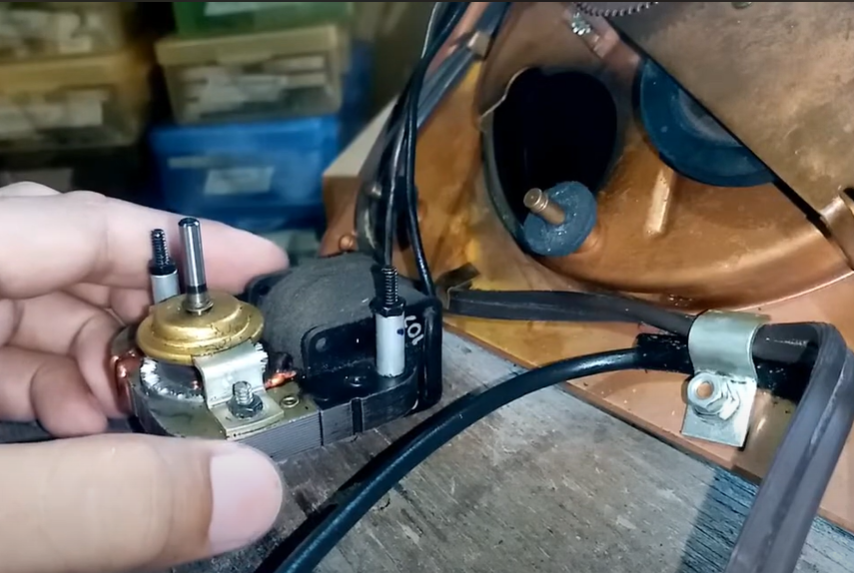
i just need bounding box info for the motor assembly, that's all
[112,218,442,461]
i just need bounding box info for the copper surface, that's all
[265,370,298,390]
[111,347,141,415]
[338,233,358,253]
[320,49,854,532]
[476,2,849,309]
[607,1,854,268]
[319,1,854,531]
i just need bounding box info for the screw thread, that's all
[150,229,171,268]
[233,381,253,406]
[381,266,400,308]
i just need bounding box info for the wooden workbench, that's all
[2,334,852,572]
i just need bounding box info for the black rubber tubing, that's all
[263,335,691,573]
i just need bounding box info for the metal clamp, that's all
[194,341,285,439]
[682,310,769,447]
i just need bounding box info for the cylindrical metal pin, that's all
[149,229,180,304]
[524,188,566,225]
[375,266,406,378]
[179,218,213,314]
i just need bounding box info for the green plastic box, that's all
[172,2,354,36]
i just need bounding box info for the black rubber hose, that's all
[256,324,826,573]
[446,289,818,366]
[381,2,446,265]
[261,337,690,573]
[381,3,469,269]
[447,289,695,334]
[725,323,854,573]
[384,3,471,295]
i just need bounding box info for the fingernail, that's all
[208,444,284,555]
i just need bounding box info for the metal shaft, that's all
[375,266,406,378]
[524,189,566,225]
[232,382,253,406]
[179,218,212,313]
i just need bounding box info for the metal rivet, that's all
[282,395,300,409]
[338,234,357,252]
[365,183,382,200]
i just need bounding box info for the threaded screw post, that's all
[232,381,253,406]
[381,266,400,308]
[150,229,173,270]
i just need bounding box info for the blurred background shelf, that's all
[172,1,355,37]
[0,1,438,263]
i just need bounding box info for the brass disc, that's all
[136,292,264,365]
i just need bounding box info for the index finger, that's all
[0,190,289,298]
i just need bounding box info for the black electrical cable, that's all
[366,3,486,262]
[398,5,470,298]
[381,128,406,264]
[262,337,694,573]
[252,323,829,573]
[385,5,468,190]
[421,1,450,58]
[447,289,695,335]
[445,288,819,366]
[380,3,466,266]
[380,3,471,297]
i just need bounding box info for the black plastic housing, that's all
[245,253,444,435]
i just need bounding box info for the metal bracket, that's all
[682,310,768,447]
[194,341,285,439]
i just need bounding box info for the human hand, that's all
[0,183,288,573]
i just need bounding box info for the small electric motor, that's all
[113,219,443,461]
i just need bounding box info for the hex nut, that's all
[229,395,263,419]
[687,374,741,421]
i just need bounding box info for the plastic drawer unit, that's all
[150,115,342,233]
[172,2,353,37]
[0,44,152,153]
[0,143,156,205]
[156,25,349,125]
[0,2,134,61]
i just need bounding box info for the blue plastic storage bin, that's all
[341,40,372,144]
[150,41,372,234]
[150,115,339,233]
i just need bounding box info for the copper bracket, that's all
[608,2,854,269]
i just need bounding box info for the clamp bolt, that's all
[229,381,262,419]
[381,266,401,309]
[687,374,741,421]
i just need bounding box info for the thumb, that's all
[0,434,284,573]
